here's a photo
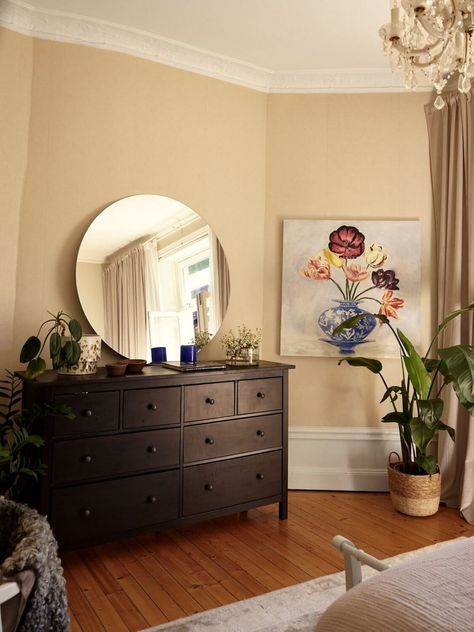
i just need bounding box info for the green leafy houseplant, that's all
[335,303,474,475]
[0,370,74,500]
[20,310,82,379]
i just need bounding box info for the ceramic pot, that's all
[57,334,101,375]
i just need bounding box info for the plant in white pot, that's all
[335,303,474,516]
[20,310,83,379]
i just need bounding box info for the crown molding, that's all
[0,0,431,94]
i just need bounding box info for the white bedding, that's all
[315,537,474,632]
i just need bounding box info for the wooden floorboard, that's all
[63,491,474,631]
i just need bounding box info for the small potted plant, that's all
[335,303,474,516]
[194,331,212,352]
[221,325,262,366]
[19,310,83,380]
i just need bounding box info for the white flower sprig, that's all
[220,324,262,357]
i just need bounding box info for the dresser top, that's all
[16,360,295,389]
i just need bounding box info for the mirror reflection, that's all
[76,195,230,361]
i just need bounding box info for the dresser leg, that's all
[279,500,288,520]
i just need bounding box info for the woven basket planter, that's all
[388,455,441,517]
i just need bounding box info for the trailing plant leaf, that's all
[26,357,46,380]
[68,319,82,342]
[49,332,62,357]
[338,357,383,373]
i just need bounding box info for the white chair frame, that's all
[332,535,390,590]
[0,582,20,632]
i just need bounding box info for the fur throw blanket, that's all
[0,498,69,632]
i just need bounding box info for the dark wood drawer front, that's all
[123,387,180,428]
[53,391,119,437]
[51,470,179,546]
[184,414,282,463]
[183,451,281,516]
[237,378,282,415]
[52,428,180,484]
[184,382,234,422]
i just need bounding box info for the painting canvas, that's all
[280,219,421,358]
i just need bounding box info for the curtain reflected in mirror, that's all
[76,195,230,360]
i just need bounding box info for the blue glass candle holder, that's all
[180,344,197,363]
[151,346,167,363]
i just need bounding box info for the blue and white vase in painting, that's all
[318,300,376,354]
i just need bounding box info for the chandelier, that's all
[379,0,474,109]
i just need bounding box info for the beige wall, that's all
[2,31,267,370]
[264,93,433,427]
[2,29,435,431]
[0,29,32,352]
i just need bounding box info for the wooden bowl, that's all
[126,359,147,374]
[106,363,127,377]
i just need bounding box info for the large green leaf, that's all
[25,357,46,380]
[410,417,435,453]
[338,357,383,373]
[63,340,81,365]
[68,319,82,342]
[433,420,455,442]
[381,411,409,425]
[397,329,431,399]
[437,303,474,336]
[19,336,41,363]
[418,398,444,428]
[415,453,438,475]
[438,345,474,414]
[380,386,402,404]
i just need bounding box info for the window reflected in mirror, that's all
[76,195,230,360]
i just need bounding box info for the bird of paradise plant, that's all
[335,303,474,475]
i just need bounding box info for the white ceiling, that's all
[1,0,415,91]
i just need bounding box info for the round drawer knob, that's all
[205,437,215,445]
[256,429,265,437]
[205,397,215,405]
[82,508,91,518]
[148,403,157,411]
[257,392,265,399]
[204,483,213,491]
[148,446,157,454]
[82,455,93,463]
[147,495,157,504]
[256,473,265,480]
[83,409,93,417]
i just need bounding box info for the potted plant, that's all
[0,370,74,500]
[19,310,83,379]
[221,325,262,366]
[335,303,474,516]
[194,330,212,352]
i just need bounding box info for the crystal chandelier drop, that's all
[379,0,474,109]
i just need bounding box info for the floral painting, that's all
[280,219,421,358]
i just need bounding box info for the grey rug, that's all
[140,539,461,632]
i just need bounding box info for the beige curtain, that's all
[210,232,230,328]
[103,245,148,359]
[425,91,474,523]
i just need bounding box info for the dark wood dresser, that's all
[17,361,294,548]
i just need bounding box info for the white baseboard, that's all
[288,426,401,492]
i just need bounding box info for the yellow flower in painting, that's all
[323,248,343,268]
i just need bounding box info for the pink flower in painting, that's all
[328,225,365,259]
[301,254,331,280]
[378,290,405,321]
[345,264,369,282]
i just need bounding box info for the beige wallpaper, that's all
[0,29,32,353]
[2,28,435,429]
[264,93,433,427]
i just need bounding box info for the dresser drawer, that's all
[51,470,179,546]
[52,428,180,484]
[237,378,282,415]
[184,382,234,422]
[182,451,282,516]
[123,386,180,428]
[184,414,282,463]
[53,391,119,437]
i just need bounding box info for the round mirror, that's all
[76,194,230,361]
